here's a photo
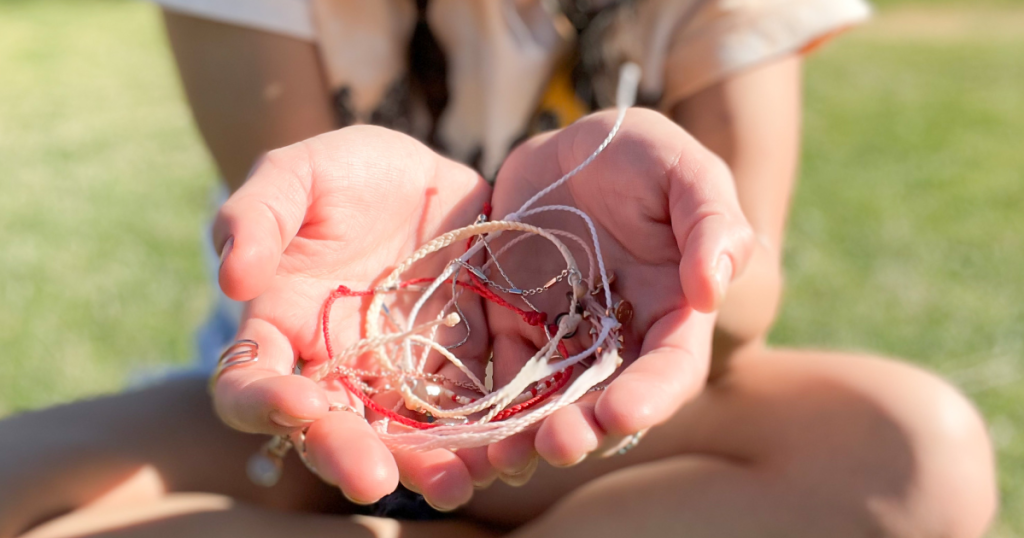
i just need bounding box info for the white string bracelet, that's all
[244,63,642,485]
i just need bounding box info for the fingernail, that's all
[714,254,733,304]
[498,456,538,487]
[425,497,459,513]
[473,476,497,490]
[551,452,588,468]
[269,411,315,429]
[400,478,422,495]
[342,490,374,506]
[219,236,234,268]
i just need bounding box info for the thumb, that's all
[213,148,313,301]
[676,212,754,314]
[668,152,755,313]
[595,308,715,436]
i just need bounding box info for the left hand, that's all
[483,109,755,477]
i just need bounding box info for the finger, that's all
[595,309,714,436]
[488,430,538,486]
[304,411,399,504]
[535,393,604,467]
[676,212,753,313]
[214,145,313,301]
[563,109,755,313]
[394,449,474,511]
[668,150,756,313]
[455,446,498,489]
[212,318,329,434]
[487,333,542,485]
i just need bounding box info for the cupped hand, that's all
[484,109,755,477]
[211,126,494,508]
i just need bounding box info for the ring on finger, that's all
[208,339,259,392]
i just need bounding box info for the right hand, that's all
[211,126,494,509]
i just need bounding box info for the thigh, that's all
[20,493,492,538]
[464,349,995,536]
[162,10,337,191]
[0,377,348,537]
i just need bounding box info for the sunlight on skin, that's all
[22,494,235,538]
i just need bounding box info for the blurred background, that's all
[0,0,1021,534]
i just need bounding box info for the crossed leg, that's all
[482,348,997,538]
[6,348,996,538]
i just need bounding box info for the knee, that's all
[805,357,999,538]
[883,366,997,538]
[742,352,998,538]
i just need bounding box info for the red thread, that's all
[322,281,441,430]
[464,272,547,327]
[337,375,438,430]
[557,340,570,359]
[320,255,565,428]
[323,278,438,358]
[492,365,574,421]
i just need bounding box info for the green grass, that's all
[0,0,1022,534]
[873,0,1023,7]
[0,0,213,411]
[772,10,1024,536]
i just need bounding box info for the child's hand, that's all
[485,109,755,476]
[210,126,493,508]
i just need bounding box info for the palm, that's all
[246,142,489,372]
[484,109,754,469]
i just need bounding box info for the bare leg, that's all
[22,494,492,538]
[2,352,995,538]
[2,378,494,538]
[0,378,344,536]
[466,349,997,538]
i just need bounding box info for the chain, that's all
[335,365,483,394]
[454,259,569,297]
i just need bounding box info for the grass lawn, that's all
[0,0,213,409]
[1,0,1021,534]
[773,6,1024,535]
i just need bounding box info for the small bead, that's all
[554,312,579,339]
[613,300,634,325]
[247,453,283,488]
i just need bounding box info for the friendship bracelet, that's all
[241,64,643,485]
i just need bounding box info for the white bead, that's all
[247,453,282,487]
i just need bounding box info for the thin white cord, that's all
[508,62,640,220]
[312,63,643,450]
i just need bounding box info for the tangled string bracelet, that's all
[235,63,643,486]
